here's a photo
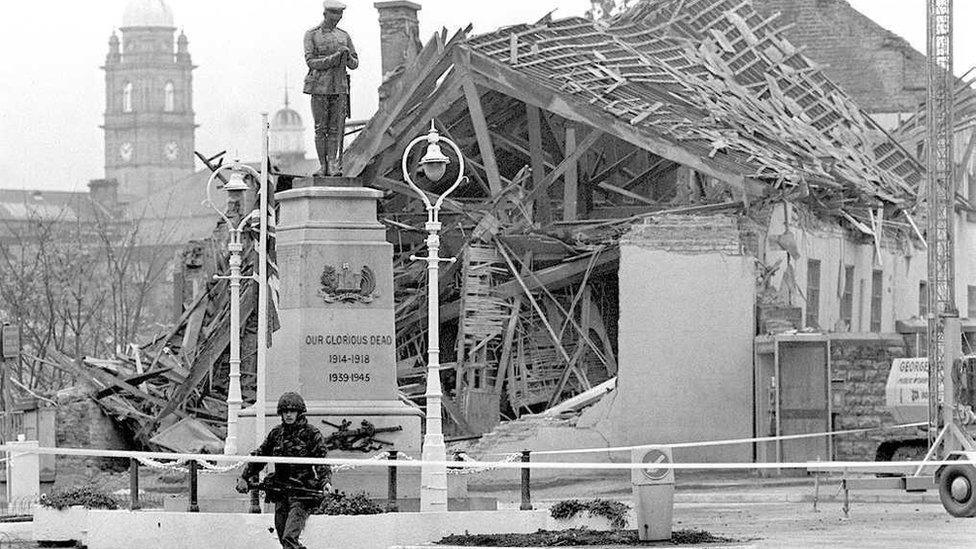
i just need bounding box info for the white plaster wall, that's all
[766,206,930,333]
[955,212,976,319]
[611,247,755,463]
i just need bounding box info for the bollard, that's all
[188,460,199,513]
[519,450,532,511]
[813,473,820,513]
[250,489,261,514]
[129,458,140,511]
[842,478,850,517]
[387,449,398,512]
[632,446,674,541]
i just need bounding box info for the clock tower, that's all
[103,0,196,198]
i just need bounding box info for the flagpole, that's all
[256,113,270,442]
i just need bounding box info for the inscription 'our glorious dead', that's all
[304,333,393,346]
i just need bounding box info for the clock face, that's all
[119,142,133,162]
[164,141,180,161]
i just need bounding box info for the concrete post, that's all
[519,450,532,510]
[129,458,140,510]
[387,449,398,512]
[6,439,39,510]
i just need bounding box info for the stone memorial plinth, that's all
[239,176,424,498]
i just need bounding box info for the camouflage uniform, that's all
[242,393,330,549]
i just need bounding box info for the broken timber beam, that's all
[457,53,503,196]
[464,48,765,199]
[528,103,552,220]
[345,29,460,177]
[398,247,619,332]
[523,127,602,206]
[94,368,174,400]
[563,125,580,221]
[494,240,591,396]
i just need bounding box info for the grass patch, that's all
[550,499,631,529]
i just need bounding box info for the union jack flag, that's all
[245,159,281,345]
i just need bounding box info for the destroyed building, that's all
[12,0,976,468]
[340,0,976,464]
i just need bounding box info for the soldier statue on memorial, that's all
[304,0,358,177]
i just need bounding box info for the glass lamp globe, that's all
[419,142,450,183]
[223,170,250,202]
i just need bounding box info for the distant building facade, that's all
[269,88,307,169]
[751,0,927,129]
[103,0,196,198]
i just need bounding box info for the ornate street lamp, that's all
[203,159,260,456]
[402,122,466,512]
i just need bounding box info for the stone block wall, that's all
[56,399,129,472]
[829,335,919,460]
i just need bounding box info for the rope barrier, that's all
[448,452,521,475]
[525,422,928,456]
[198,460,245,474]
[136,456,190,472]
[1,443,969,471]
[333,451,390,472]
[135,457,246,474]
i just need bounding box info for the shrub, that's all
[40,485,120,511]
[550,498,630,529]
[314,491,384,515]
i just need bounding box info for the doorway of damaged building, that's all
[755,335,832,465]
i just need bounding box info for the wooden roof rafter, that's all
[461,46,764,201]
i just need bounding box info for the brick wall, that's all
[752,0,926,115]
[829,335,920,460]
[621,214,744,254]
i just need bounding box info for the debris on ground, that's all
[437,528,738,546]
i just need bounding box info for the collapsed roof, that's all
[348,0,923,221]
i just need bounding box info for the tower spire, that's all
[283,73,290,109]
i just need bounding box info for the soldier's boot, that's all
[326,136,343,177]
[314,135,330,177]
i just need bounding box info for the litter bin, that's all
[631,446,674,541]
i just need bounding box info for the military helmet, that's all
[276,392,307,415]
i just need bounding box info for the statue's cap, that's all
[323,0,346,10]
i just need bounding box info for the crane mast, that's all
[925,0,955,451]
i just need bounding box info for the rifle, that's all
[248,474,328,501]
[322,419,403,453]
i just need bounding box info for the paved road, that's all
[674,501,974,548]
[466,478,974,548]
[428,502,974,549]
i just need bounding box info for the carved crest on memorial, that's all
[318,262,378,303]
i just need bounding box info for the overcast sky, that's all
[1,1,973,192]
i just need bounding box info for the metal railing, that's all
[124,447,534,513]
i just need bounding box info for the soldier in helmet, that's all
[237,392,331,549]
[304,0,358,176]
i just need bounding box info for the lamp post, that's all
[403,122,466,512]
[203,160,260,456]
